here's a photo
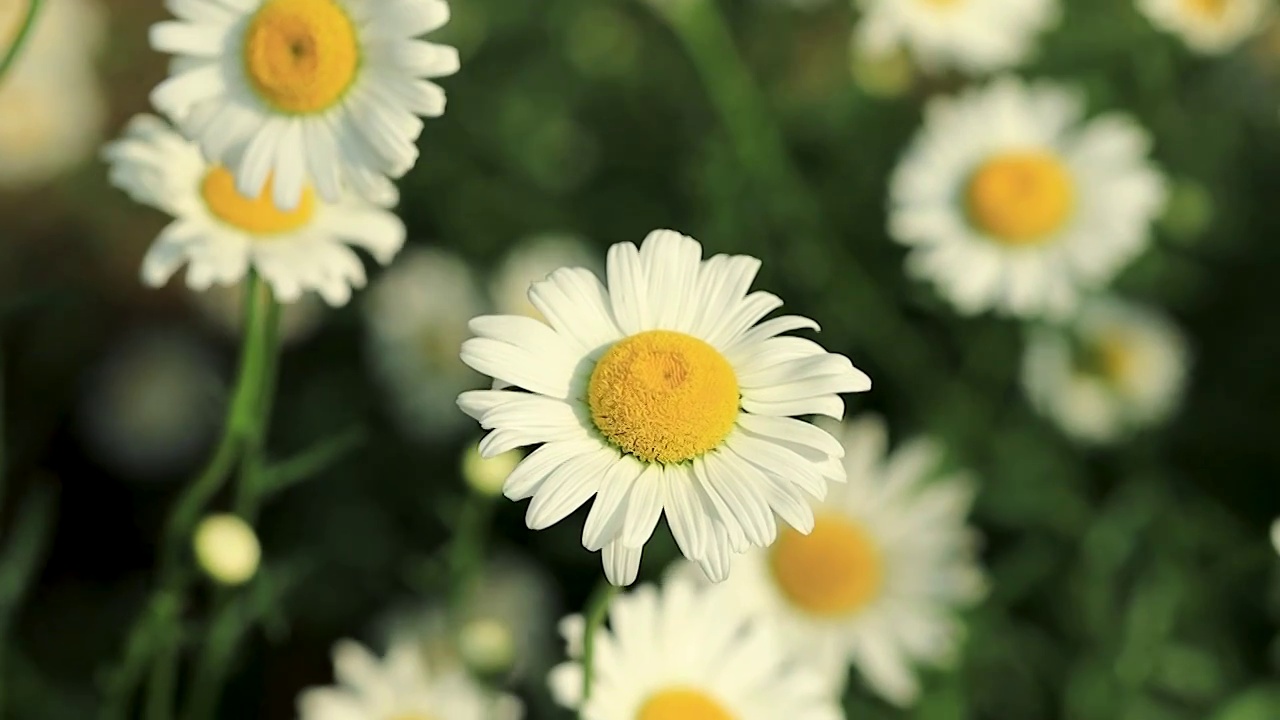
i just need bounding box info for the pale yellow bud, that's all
[193,514,261,586]
[461,444,520,497]
[458,617,516,675]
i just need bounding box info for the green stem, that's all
[447,490,497,614]
[0,0,44,89]
[579,581,620,710]
[181,590,239,720]
[102,274,277,720]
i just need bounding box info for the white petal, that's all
[619,464,664,547]
[582,455,645,551]
[606,242,650,335]
[525,448,617,530]
[501,439,602,501]
[661,464,709,560]
[602,540,643,586]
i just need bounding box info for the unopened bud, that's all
[461,444,520,497]
[458,617,516,675]
[193,514,260,586]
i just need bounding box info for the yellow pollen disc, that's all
[769,513,884,617]
[966,151,1075,246]
[587,330,739,465]
[637,688,735,720]
[1183,0,1228,19]
[1092,331,1137,384]
[242,0,360,114]
[200,166,316,235]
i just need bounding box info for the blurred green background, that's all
[1,0,1279,718]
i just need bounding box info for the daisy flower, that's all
[1022,296,1189,444]
[102,114,406,306]
[457,230,871,585]
[1137,0,1270,54]
[148,0,460,210]
[853,0,1059,75]
[548,576,842,720]
[889,77,1167,319]
[364,247,486,440]
[490,234,599,319]
[689,415,986,707]
[298,636,522,720]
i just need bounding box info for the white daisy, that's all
[76,328,223,479]
[102,114,406,306]
[489,234,599,320]
[1137,0,1270,54]
[889,76,1167,319]
[1022,296,1189,444]
[547,576,842,720]
[687,415,987,707]
[297,636,522,720]
[458,229,871,585]
[853,0,1059,75]
[0,61,106,188]
[148,0,460,210]
[364,246,485,440]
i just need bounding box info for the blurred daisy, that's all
[298,637,522,720]
[188,280,326,347]
[148,0,459,210]
[0,62,105,188]
[364,247,485,440]
[102,114,406,306]
[889,77,1167,319]
[76,329,223,479]
[1,0,106,68]
[458,230,871,585]
[1137,0,1270,54]
[548,576,841,720]
[1022,296,1189,444]
[698,415,986,706]
[1271,518,1280,556]
[489,234,599,319]
[853,0,1059,75]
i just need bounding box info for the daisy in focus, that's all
[297,636,522,720]
[458,230,871,585]
[1137,0,1270,54]
[364,247,486,440]
[548,576,842,720]
[1022,296,1189,444]
[102,114,406,306]
[889,77,1167,319]
[490,234,599,319]
[148,0,460,210]
[852,0,1059,75]
[697,415,986,707]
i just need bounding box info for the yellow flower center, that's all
[636,688,735,720]
[966,151,1075,246]
[769,513,884,617]
[1091,331,1137,384]
[242,0,360,114]
[587,330,739,465]
[200,166,316,235]
[1182,0,1228,19]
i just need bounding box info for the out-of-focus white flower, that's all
[364,247,485,441]
[147,0,459,210]
[850,42,916,98]
[853,0,1059,75]
[1271,518,1280,556]
[489,234,599,319]
[0,63,106,188]
[1022,296,1190,444]
[383,552,560,680]
[690,415,986,707]
[548,576,842,720]
[1137,0,1270,54]
[76,328,223,479]
[298,637,522,720]
[102,115,406,306]
[458,230,871,585]
[461,444,521,497]
[187,280,326,347]
[1,0,107,69]
[889,77,1167,319]
[193,514,261,586]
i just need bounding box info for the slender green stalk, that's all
[579,581,620,709]
[181,590,241,720]
[0,341,6,513]
[0,0,44,89]
[448,490,497,614]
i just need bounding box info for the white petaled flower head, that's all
[298,637,523,720]
[547,576,842,720]
[853,0,1059,75]
[1137,0,1271,54]
[889,77,1167,320]
[457,230,872,586]
[102,114,406,306]
[364,247,485,440]
[490,234,599,319]
[148,0,460,210]
[1022,296,1189,444]
[695,415,987,707]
